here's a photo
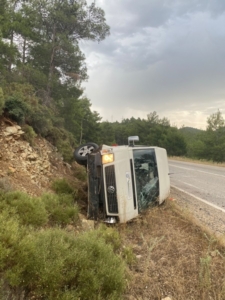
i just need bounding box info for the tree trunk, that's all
[22,37,27,65]
[45,23,56,106]
[8,0,20,72]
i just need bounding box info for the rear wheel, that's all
[74,142,99,166]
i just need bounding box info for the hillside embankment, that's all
[1,118,225,299]
[0,117,80,196]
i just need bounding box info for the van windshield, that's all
[133,149,159,212]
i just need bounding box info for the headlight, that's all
[102,153,114,164]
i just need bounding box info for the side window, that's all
[133,149,159,212]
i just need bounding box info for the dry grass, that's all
[169,156,225,168]
[120,200,225,300]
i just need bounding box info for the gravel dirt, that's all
[170,186,225,237]
[122,195,225,300]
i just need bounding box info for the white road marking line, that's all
[171,185,225,214]
[169,163,225,178]
[174,179,206,192]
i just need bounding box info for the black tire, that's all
[74,142,99,166]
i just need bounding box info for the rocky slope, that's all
[0,118,78,196]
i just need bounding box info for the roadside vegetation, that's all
[0,179,127,300]
[1,176,225,299]
[122,200,225,299]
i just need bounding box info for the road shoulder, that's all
[170,186,225,237]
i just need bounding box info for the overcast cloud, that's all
[80,0,225,129]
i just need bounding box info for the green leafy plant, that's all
[4,95,30,124]
[4,228,126,299]
[3,191,48,227]
[51,178,75,195]
[95,224,122,252]
[73,163,87,181]
[22,124,37,145]
[0,209,26,271]
[42,193,79,226]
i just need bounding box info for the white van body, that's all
[95,144,170,223]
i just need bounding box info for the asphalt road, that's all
[169,160,225,210]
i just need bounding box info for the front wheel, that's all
[74,142,99,166]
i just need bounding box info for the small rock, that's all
[126,295,136,300]
[27,154,38,161]
[8,166,16,173]
[5,126,18,135]
[210,250,217,257]
[82,219,95,230]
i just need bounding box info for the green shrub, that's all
[95,224,122,252]
[4,95,30,124]
[29,106,53,137]
[0,209,26,271]
[22,124,37,145]
[51,178,75,195]
[42,193,79,226]
[121,246,136,266]
[73,163,87,181]
[46,127,75,162]
[50,206,79,226]
[3,83,39,105]
[5,228,126,299]
[67,228,126,299]
[3,191,48,227]
[56,140,74,162]
[1,191,79,228]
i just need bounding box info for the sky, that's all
[80,0,225,129]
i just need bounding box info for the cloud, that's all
[81,1,225,129]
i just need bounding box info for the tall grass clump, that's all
[199,255,212,291]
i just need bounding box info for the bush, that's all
[29,106,53,137]
[94,224,122,252]
[4,95,30,124]
[51,178,75,195]
[41,193,79,226]
[46,127,75,162]
[22,124,37,145]
[56,140,74,162]
[72,163,87,181]
[0,191,80,228]
[3,191,48,227]
[5,228,126,299]
[0,209,26,270]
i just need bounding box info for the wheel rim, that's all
[78,145,95,156]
